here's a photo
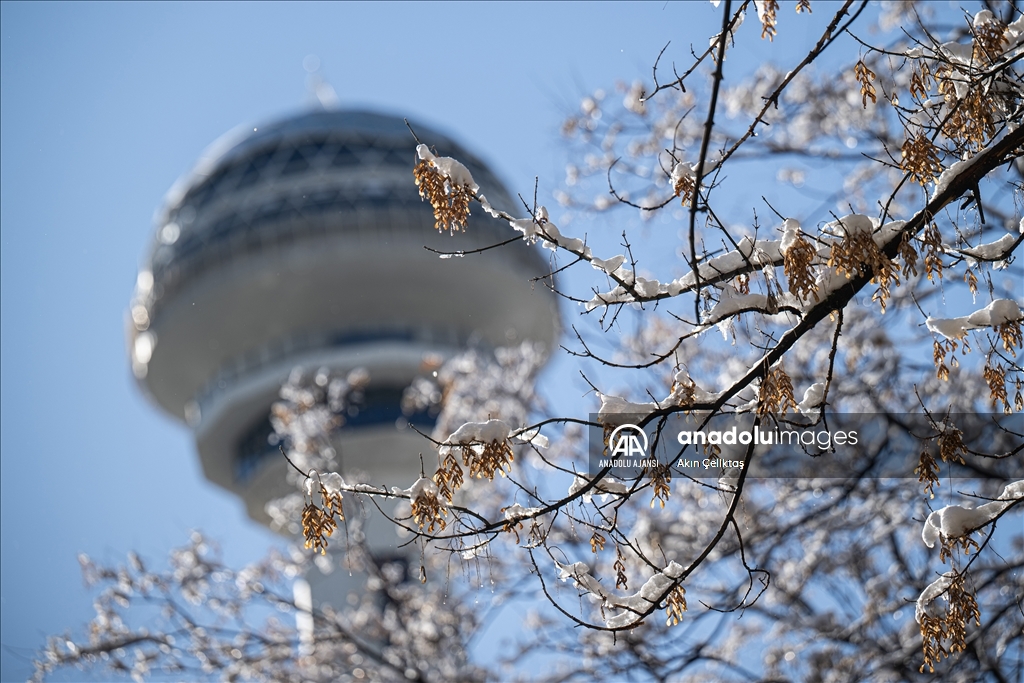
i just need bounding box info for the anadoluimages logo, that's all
[590,412,1021,479]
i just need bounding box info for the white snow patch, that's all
[479,194,501,218]
[932,153,983,200]
[511,427,549,449]
[922,480,1024,548]
[591,254,626,275]
[961,234,1017,261]
[780,218,802,252]
[796,382,825,413]
[925,316,973,340]
[825,213,876,237]
[670,161,694,189]
[926,299,1023,340]
[673,236,783,291]
[407,476,438,500]
[916,572,954,624]
[444,419,511,445]
[569,475,630,504]
[596,393,658,423]
[555,559,687,629]
[304,471,347,497]
[503,503,542,521]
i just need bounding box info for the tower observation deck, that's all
[129,109,559,531]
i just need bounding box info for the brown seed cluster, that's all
[501,508,525,543]
[931,14,1007,151]
[301,482,344,555]
[414,158,473,234]
[937,424,967,467]
[433,451,465,504]
[963,268,979,298]
[917,421,969,497]
[758,362,797,416]
[869,255,900,314]
[983,362,1010,414]
[795,0,811,14]
[916,422,970,498]
[909,61,934,101]
[614,547,629,590]
[665,585,688,627]
[826,229,900,312]
[827,229,887,280]
[671,374,697,407]
[919,572,981,673]
[674,173,695,207]
[938,529,981,565]
[916,449,941,499]
[922,223,944,282]
[411,487,448,533]
[898,231,919,279]
[973,14,1007,64]
[938,75,996,151]
[650,464,672,508]
[589,532,606,554]
[933,340,952,382]
[854,60,877,108]
[783,234,817,301]
[997,320,1023,352]
[466,439,515,481]
[900,13,1008,155]
[900,135,943,187]
[759,0,779,41]
[431,438,514,514]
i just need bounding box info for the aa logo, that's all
[608,424,648,458]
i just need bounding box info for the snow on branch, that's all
[555,559,686,629]
[921,480,1023,549]
[925,299,1023,341]
[958,233,1020,264]
[596,368,719,426]
[567,475,630,504]
[415,144,479,233]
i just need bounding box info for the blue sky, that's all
[0,2,940,680]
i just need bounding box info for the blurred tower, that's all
[127,109,559,589]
